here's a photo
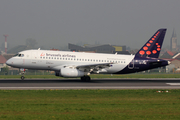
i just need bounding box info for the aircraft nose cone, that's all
[6,59,13,66]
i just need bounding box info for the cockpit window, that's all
[14,53,24,57]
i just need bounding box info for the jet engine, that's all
[55,68,85,77]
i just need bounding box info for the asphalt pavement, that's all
[0,78,180,89]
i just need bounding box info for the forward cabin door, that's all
[31,52,38,64]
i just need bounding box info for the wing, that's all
[76,63,113,73]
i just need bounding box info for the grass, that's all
[1,73,180,79]
[0,89,180,120]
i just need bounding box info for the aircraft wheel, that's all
[21,76,25,80]
[81,76,91,82]
[85,76,91,82]
[81,76,85,81]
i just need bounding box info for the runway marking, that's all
[0,86,180,90]
[166,83,180,86]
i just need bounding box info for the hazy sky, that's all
[0,0,180,50]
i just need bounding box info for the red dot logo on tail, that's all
[139,50,145,55]
[146,43,151,46]
[157,48,161,51]
[143,46,148,50]
[146,51,151,55]
[136,29,167,58]
[149,40,153,43]
[152,50,157,54]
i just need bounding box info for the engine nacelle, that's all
[55,68,85,78]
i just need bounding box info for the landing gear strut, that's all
[81,76,91,82]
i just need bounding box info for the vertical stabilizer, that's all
[136,29,167,58]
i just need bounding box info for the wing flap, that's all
[76,63,113,72]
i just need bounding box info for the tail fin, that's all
[136,28,167,58]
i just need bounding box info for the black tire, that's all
[85,76,91,82]
[81,76,91,82]
[21,76,25,80]
[81,76,85,81]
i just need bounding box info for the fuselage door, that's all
[31,52,38,64]
[128,59,134,69]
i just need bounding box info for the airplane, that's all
[6,28,170,81]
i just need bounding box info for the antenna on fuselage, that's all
[38,48,40,50]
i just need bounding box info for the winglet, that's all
[135,29,167,58]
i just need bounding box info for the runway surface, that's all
[0,78,180,90]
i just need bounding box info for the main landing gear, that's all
[81,76,91,82]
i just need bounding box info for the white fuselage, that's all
[7,50,134,74]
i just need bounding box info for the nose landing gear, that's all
[21,76,25,80]
[20,68,25,80]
